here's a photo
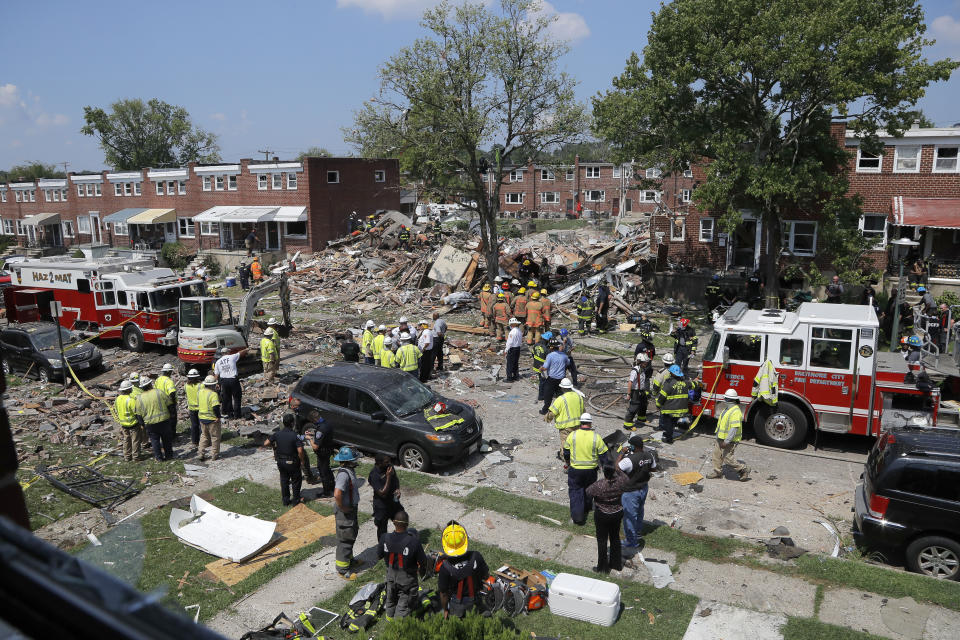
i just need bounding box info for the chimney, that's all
[273,156,279,162]
[911,120,921,130]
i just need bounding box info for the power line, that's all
[256,149,274,161]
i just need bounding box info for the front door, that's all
[47,223,63,247]
[730,220,759,270]
[89,213,101,243]
[266,222,280,250]
[164,222,176,243]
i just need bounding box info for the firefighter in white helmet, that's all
[706,389,750,481]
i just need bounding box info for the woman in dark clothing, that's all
[368,453,403,541]
[586,463,629,574]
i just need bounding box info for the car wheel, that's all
[38,367,53,384]
[753,402,807,449]
[1,358,10,376]
[123,324,145,352]
[906,536,960,580]
[399,444,432,473]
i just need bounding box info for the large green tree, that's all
[345,0,588,284]
[593,0,957,298]
[81,98,220,170]
[0,161,65,181]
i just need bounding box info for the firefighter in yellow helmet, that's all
[478,283,494,330]
[437,521,490,618]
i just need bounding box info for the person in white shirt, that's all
[213,347,247,419]
[391,316,418,343]
[417,320,434,382]
[505,318,523,382]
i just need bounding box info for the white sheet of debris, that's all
[168,495,277,562]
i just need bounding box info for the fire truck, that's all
[693,302,943,448]
[2,256,206,351]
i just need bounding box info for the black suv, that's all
[854,425,960,580]
[289,363,483,472]
[0,323,103,383]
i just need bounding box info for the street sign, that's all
[50,300,63,318]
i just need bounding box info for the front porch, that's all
[197,248,285,274]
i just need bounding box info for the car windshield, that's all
[378,376,435,416]
[30,327,77,350]
[149,286,184,311]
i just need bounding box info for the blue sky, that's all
[2,0,960,171]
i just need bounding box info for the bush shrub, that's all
[201,255,222,278]
[160,241,193,270]
[936,290,960,310]
[377,613,520,640]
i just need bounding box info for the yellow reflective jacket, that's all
[380,349,397,368]
[715,403,743,443]
[261,336,278,363]
[550,391,584,430]
[362,329,375,356]
[397,344,421,372]
[198,387,221,421]
[565,428,608,469]
[185,382,201,411]
[115,393,137,427]
[155,374,176,406]
[372,334,385,360]
[135,388,170,426]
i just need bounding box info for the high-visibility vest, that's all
[532,343,546,372]
[135,388,170,426]
[397,344,421,372]
[380,349,397,368]
[657,377,691,415]
[372,334,385,360]
[525,301,543,327]
[424,406,464,431]
[261,336,278,363]
[198,387,221,421]
[185,382,201,411]
[493,302,509,324]
[540,298,552,322]
[155,375,176,406]
[566,428,607,469]
[577,300,595,320]
[250,261,263,280]
[115,393,137,427]
[513,295,528,319]
[715,404,743,443]
[479,291,494,316]
[362,329,375,356]
[130,386,143,400]
[550,391,584,430]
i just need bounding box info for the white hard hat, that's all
[161,363,174,373]
[509,317,521,325]
[129,372,140,381]
[365,320,375,329]
[377,324,386,331]
[383,336,393,346]
[559,377,574,389]
[662,353,675,365]
[268,317,279,326]
[119,379,133,391]
[265,327,276,336]
[203,375,217,386]
[187,369,200,378]
[400,332,411,341]
[138,376,152,388]
[399,316,408,324]
[511,278,520,285]
[724,388,739,400]
[580,412,593,423]
[635,352,649,362]
[419,319,429,326]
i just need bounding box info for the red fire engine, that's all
[694,302,942,448]
[3,256,206,351]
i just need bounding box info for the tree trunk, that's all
[478,200,500,287]
[764,213,781,306]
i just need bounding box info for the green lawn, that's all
[315,530,700,639]
[781,617,888,640]
[17,431,185,532]
[82,478,345,621]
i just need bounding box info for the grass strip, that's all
[781,617,889,640]
[793,554,960,613]
[315,529,699,640]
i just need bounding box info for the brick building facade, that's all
[0,157,400,256]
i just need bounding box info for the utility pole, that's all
[60,161,69,177]
[257,149,274,161]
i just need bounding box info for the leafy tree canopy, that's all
[0,161,65,182]
[345,0,588,284]
[81,98,221,170]
[297,146,334,160]
[592,0,957,293]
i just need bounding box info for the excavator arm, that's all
[237,272,291,342]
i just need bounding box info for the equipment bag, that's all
[339,583,386,633]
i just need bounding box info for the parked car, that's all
[853,424,960,580]
[289,363,483,472]
[0,323,103,383]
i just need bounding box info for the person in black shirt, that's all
[437,521,489,618]
[289,397,334,495]
[340,332,361,362]
[378,510,428,620]
[264,414,307,505]
[617,435,657,548]
[369,453,403,541]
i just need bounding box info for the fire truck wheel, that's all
[122,325,145,352]
[753,402,807,449]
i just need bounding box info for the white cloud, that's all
[931,15,960,41]
[336,0,438,20]
[0,84,69,131]
[533,1,590,43]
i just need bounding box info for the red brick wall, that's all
[0,156,400,252]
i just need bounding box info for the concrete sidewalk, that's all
[203,474,960,639]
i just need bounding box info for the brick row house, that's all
[645,122,960,284]
[0,157,400,261]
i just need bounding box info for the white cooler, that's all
[547,572,621,626]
